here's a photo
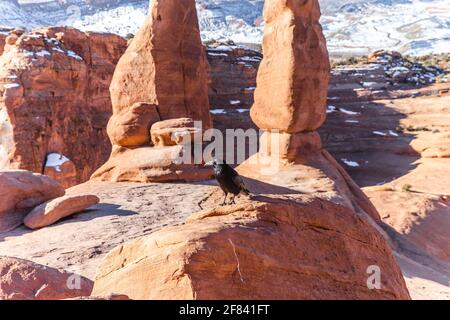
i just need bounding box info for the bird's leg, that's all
[221,193,228,206]
[230,195,236,205]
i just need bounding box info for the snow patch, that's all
[210,109,226,115]
[45,153,70,173]
[389,130,399,137]
[341,159,360,167]
[340,108,360,115]
[208,52,228,57]
[239,56,261,62]
[362,82,378,87]
[52,47,64,53]
[24,49,51,58]
[67,50,83,61]
[327,105,337,114]
[3,83,20,89]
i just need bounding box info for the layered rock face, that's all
[250,0,330,133]
[0,27,127,188]
[93,197,410,300]
[92,0,212,183]
[207,45,261,111]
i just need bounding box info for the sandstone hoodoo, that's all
[250,0,330,133]
[0,170,65,233]
[0,256,92,300]
[109,0,211,126]
[92,0,212,183]
[0,27,127,188]
[92,197,410,300]
[238,0,379,225]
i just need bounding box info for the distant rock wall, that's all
[0,27,127,187]
[1,27,446,189]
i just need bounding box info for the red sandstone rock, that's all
[365,189,450,263]
[237,131,381,225]
[109,0,211,127]
[368,50,403,63]
[0,33,6,55]
[92,197,410,300]
[250,0,330,133]
[0,27,127,188]
[91,146,212,183]
[206,45,261,111]
[150,118,202,147]
[0,256,92,300]
[0,170,65,233]
[410,132,450,158]
[94,0,212,182]
[107,102,160,147]
[24,194,100,230]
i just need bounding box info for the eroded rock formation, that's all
[92,0,212,183]
[0,27,127,188]
[109,0,211,127]
[24,194,100,230]
[237,0,380,225]
[0,170,64,233]
[250,0,330,133]
[92,197,410,300]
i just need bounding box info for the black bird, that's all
[210,159,250,205]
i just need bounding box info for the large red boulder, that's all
[24,194,100,230]
[0,256,92,300]
[92,197,410,300]
[0,170,65,233]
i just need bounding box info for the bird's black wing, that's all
[232,174,249,195]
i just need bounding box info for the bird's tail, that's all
[240,187,250,196]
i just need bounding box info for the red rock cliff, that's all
[0,27,127,188]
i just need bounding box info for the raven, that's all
[210,159,250,205]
